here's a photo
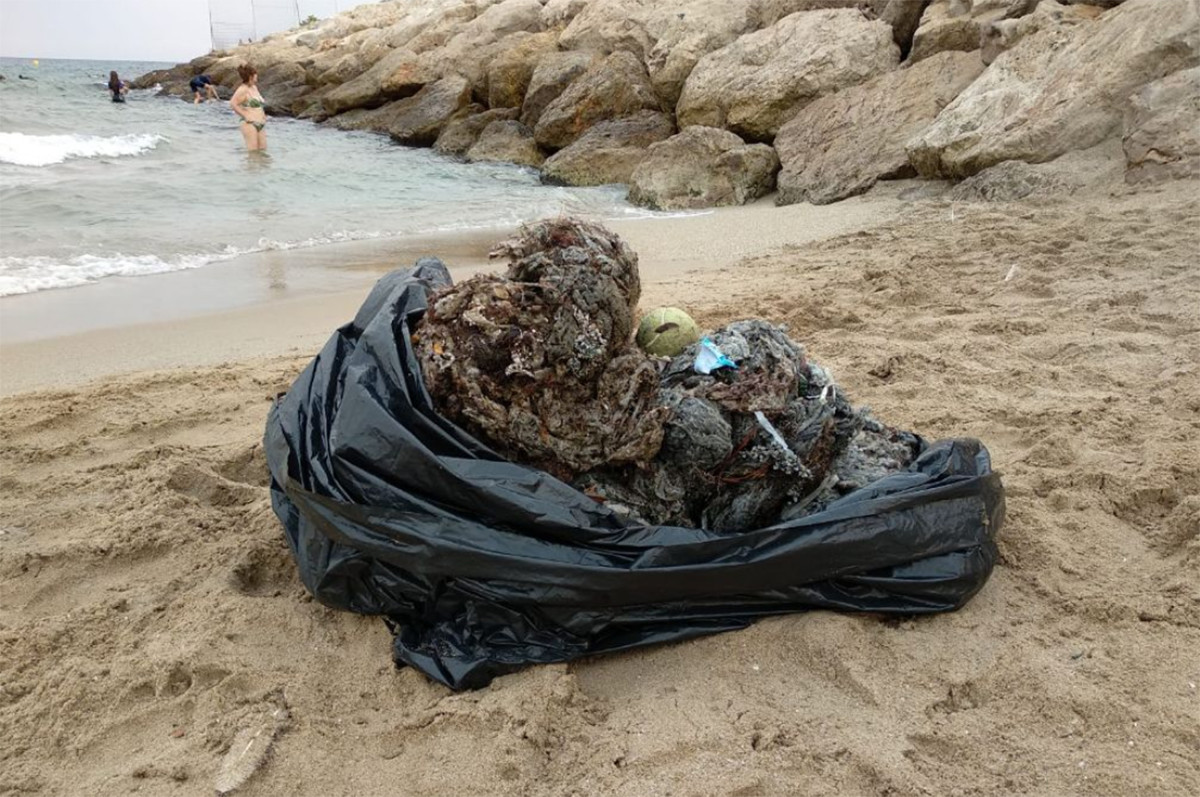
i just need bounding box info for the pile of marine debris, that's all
[415,218,919,532]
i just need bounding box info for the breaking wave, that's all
[0,132,167,167]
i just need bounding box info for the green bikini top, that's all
[239,96,265,109]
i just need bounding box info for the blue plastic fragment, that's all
[694,337,737,375]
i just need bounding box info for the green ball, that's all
[636,307,700,357]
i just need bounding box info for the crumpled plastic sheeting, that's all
[265,262,1005,690]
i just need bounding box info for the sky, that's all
[0,0,346,63]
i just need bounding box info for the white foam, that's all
[0,231,389,296]
[0,132,167,167]
[0,250,238,296]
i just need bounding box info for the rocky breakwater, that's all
[136,0,1198,210]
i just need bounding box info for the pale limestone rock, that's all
[676,10,900,143]
[1123,67,1200,184]
[629,126,780,210]
[466,120,546,167]
[908,0,1200,178]
[776,50,984,205]
[534,51,664,150]
[541,111,676,186]
[520,51,597,128]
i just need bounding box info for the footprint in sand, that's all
[166,464,260,507]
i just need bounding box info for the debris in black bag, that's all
[577,321,919,532]
[783,419,924,519]
[415,218,669,477]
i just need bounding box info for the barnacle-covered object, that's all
[415,218,668,476]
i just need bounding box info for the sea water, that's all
[0,57,649,296]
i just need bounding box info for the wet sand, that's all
[0,191,900,394]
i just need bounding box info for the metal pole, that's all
[208,1,216,51]
[250,0,258,41]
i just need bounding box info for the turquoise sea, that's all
[0,57,646,296]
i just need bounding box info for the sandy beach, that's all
[2,167,1198,796]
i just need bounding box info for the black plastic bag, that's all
[265,260,1004,690]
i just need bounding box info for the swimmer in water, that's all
[189,73,219,103]
[230,63,267,151]
[107,71,127,102]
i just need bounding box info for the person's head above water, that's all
[237,64,257,86]
[108,71,120,90]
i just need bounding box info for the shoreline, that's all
[0,189,904,396]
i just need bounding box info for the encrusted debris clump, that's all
[415,218,668,477]
[576,321,920,531]
[416,217,921,531]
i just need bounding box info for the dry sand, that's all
[1,176,1198,797]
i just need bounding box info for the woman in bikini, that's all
[230,64,267,151]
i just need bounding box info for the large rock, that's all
[541,0,590,27]
[946,159,1079,201]
[541,111,676,186]
[429,0,547,95]
[628,126,780,210]
[535,51,664,150]
[259,62,312,116]
[909,0,1045,63]
[776,50,984,205]
[519,51,596,128]
[435,107,519,155]
[980,1,1103,65]
[644,1,761,108]
[676,10,900,143]
[752,1,889,28]
[386,75,474,145]
[311,50,370,88]
[909,0,985,62]
[558,0,657,60]
[881,0,934,56]
[1123,67,1200,184]
[466,120,545,168]
[556,1,761,108]
[908,0,1200,178]
[322,48,438,114]
[404,3,481,53]
[329,75,472,145]
[486,31,559,108]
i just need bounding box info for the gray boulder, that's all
[753,1,889,28]
[909,0,985,63]
[980,1,1103,65]
[259,63,313,116]
[541,111,676,186]
[881,0,934,57]
[385,76,474,145]
[322,48,438,114]
[435,107,520,155]
[328,75,472,146]
[557,0,656,60]
[676,9,900,143]
[1123,67,1200,184]
[946,159,1080,201]
[642,1,761,109]
[535,51,664,150]
[629,126,780,210]
[776,50,985,205]
[467,120,545,168]
[485,31,560,109]
[519,51,596,128]
[908,0,1200,178]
